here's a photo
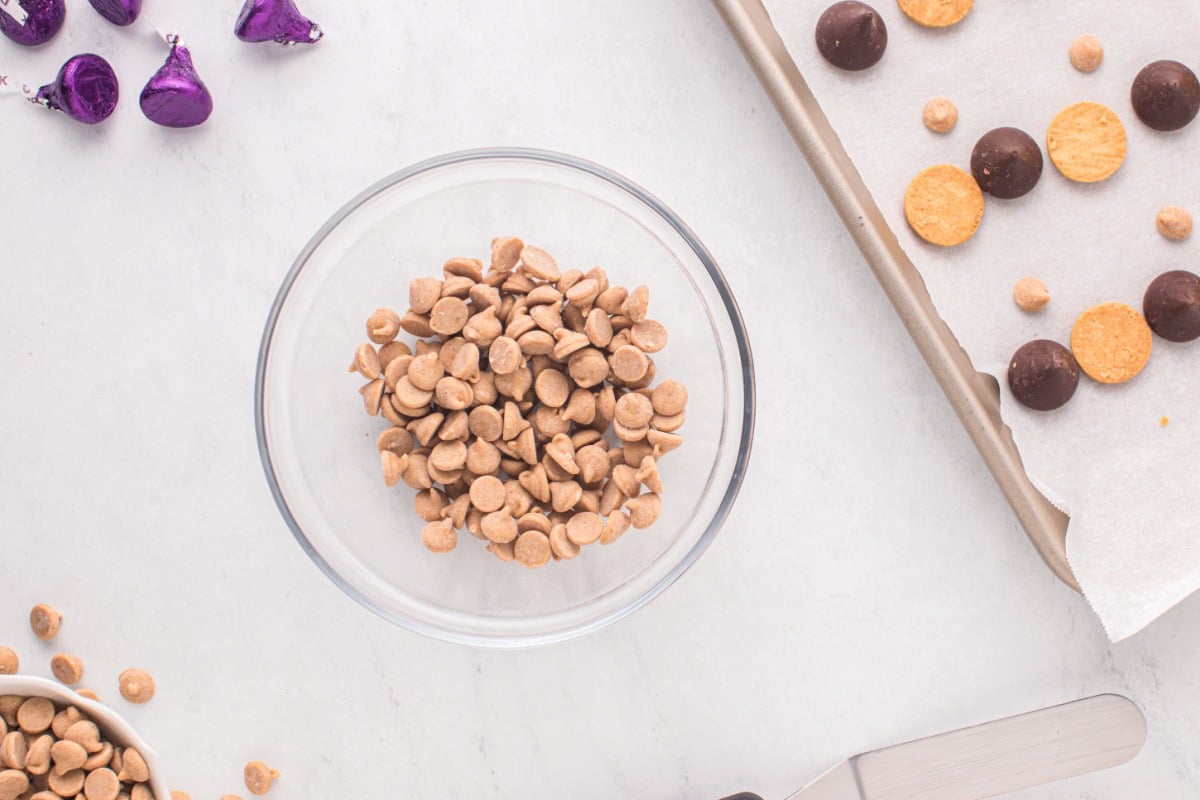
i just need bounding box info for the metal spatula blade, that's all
[723,694,1146,800]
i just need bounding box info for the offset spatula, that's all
[722,694,1146,800]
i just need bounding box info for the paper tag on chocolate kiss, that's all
[0,0,30,26]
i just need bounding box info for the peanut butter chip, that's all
[243,761,278,797]
[421,519,457,553]
[1013,277,1051,312]
[0,649,15,676]
[0,732,25,770]
[519,246,560,282]
[48,767,84,796]
[381,451,408,487]
[626,493,663,529]
[51,739,87,774]
[1047,102,1127,183]
[0,770,28,800]
[491,236,524,273]
[16,699,53,735]
[76,689,100,703]
[352,343,381,380]
[366,308,402,345]
[117,669,155,704]
[650,380,688,416]
[565,512,603,546]
[83,768,119,800]
[904,164,984,246]
[513,531,552,568]
[549,525,580,559]
[131,785,154,800]
[65,721,102,755]
[1156,206,1193,240]
[609,345,649,383]
[409,278,442,314]
[615,393,654,428]
[897,0,972,27]
[481,511,518,544]
[469,476,506,513]
[600,511,631,545]
[922,97,958,133]
[30,605,63,641]
[1071,302,1152,384]
[24,735,51,775]
[1069,35,1103,72]
[629,320,668,353]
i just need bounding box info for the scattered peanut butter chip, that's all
[29,605,62,641]
[117,669,155,704]
[1069,35,1103,72]
[513,531,552,568]
[922,97,958,133]
[903,164,984,246]
[173,793,195,800]
[244,761,278,796]
[76,689,100,703]
[219,795,243,800]
[1046,102,1127,183]
[1161,416,1169,427]
[1070,302,1153,384]
[1013,277,1051,312]
[0,649,16,676]
[50,654,84,686]
[897,0,972,28]
[1156,206,1193,240]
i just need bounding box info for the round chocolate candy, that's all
[87,0,141,26]
[971,127,1044,199]
[815,1,887,72]
[1131,60,1200,131]
[1143,270,1200,342]
[1008,340,1080,412]
[0,0,65,46]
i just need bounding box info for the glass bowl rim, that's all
[254,146,757,648]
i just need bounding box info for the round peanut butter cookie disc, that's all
[897,0,972,28]
[903,164,984,246]
[1046,102,1127,183]
[1070,302,1153,384]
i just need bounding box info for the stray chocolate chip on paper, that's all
[815,1,888,71]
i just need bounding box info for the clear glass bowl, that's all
[255,148,755,647]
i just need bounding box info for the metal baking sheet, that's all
[712,0,1078,590]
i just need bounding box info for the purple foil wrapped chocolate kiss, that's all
[0,0,66,46]
[86,0,141,26]
[140,35,213,128]
[34,53,119,124]
[234,0,322,44]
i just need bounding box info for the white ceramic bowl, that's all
[0,675,171,800]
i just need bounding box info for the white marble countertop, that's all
[1,1,1196,797]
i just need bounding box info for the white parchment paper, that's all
[763,0,1200,640]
